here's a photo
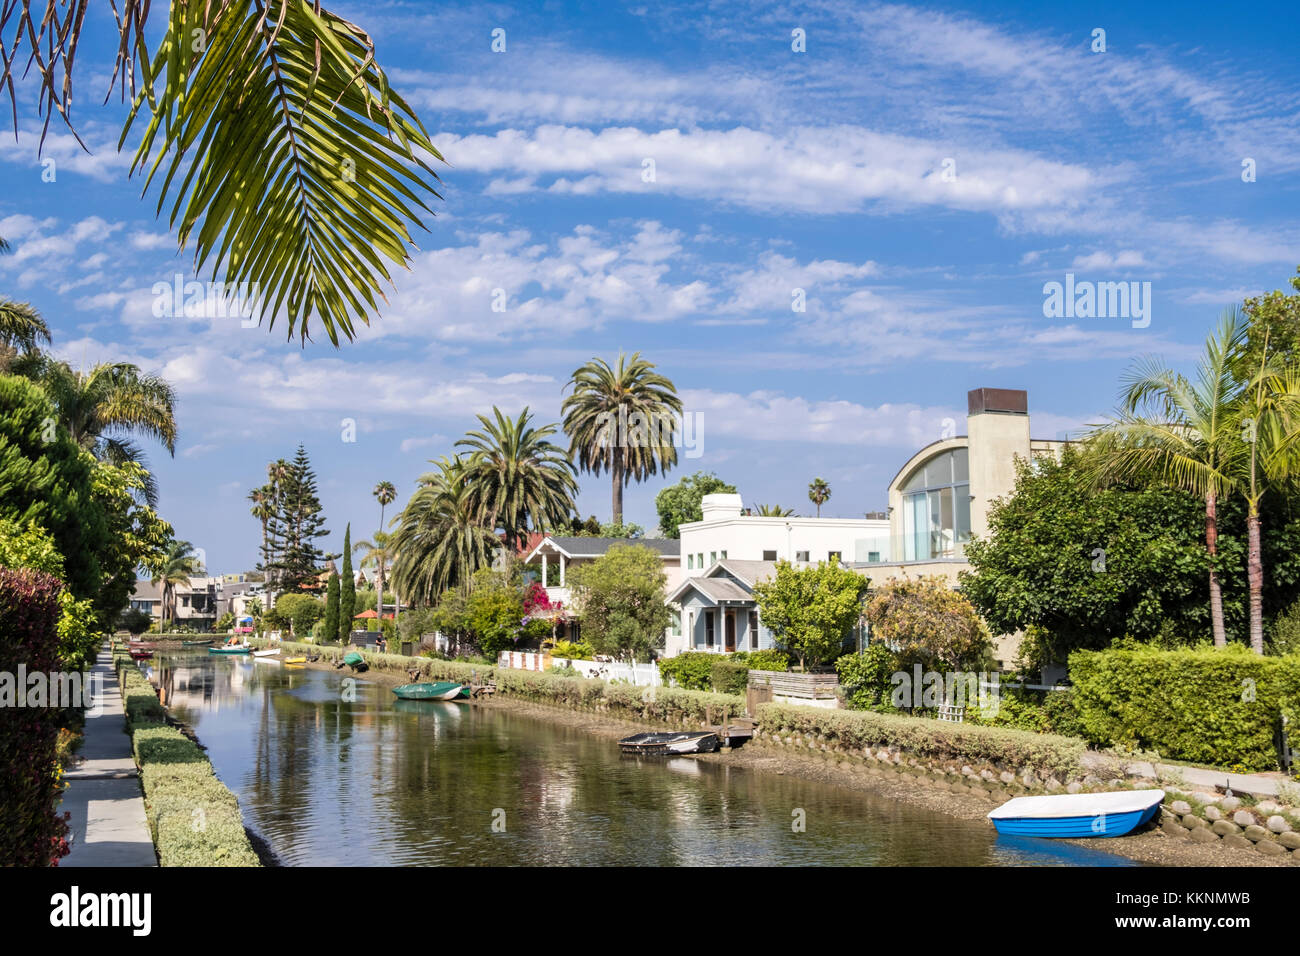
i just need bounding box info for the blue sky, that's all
[2,0,1298,572]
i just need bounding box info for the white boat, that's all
[619,731,720,755]
[253,648,281,658]
[988,789,1165,838]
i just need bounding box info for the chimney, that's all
[968,387,1028,416]
[700,493,744,521]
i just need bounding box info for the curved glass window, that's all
[902,449,970,560]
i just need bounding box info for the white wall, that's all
[678,497,890,574]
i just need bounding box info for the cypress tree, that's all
[323,571,340,644]
[339,524,356,642]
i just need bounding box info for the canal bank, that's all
[243,646,1291,867]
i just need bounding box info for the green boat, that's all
[393,681,469,701]
[208,644,252,655]
[342,651,367,670]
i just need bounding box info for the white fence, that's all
[494,650,663,687]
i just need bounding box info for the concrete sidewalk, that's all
[59,648,156,867]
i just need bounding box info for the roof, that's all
[524,535,680,561]
[666,559,779,604]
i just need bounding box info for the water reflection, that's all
[148,651,1138,868]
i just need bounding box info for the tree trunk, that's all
[1205,491,1226,647]
[611,448,624,525]
[1247,505,1265,654]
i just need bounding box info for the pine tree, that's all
[264,445,332,593]
[339,524,356,642]
[323,571,341,644]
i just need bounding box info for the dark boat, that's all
[341,651,368,671]
[619,731,720,756]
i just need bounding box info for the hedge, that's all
[251,638,488,683]
[756,703,1087,778]
[494,666,746,724]
[1069,645,1300,771]
[115,659,259,866]
[0,568,70,865]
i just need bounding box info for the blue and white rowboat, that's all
[988,789,1165,838]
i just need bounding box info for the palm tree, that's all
[248,485,274,582]
[562,352,682,526]
[752,503,795,516]
[354,530,393,623]
[372,480,398,620]
[390,457,500,603]
[808,478,831,517]
[0,299,51,366]
[21,357,178,505]
[457,407,578,552]
[2,3,445,345]
[151,540,200,630]
[1084,309,1247,647]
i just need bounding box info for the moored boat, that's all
[988,789,1165,838]
[181,639,214,646]
[253,649,280,658]
[619,731,720,756]
[209,644,253,655]
[341,651,367,671]
[393,681,469,701]
[283,657,307,665]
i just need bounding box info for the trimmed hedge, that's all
[494,666,746,724]
[0,567,70,865]
[1069,645,1300,772]
[756,703,1087,778]
[115,659,259,866]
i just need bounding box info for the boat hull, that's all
[209,646,252,655]
[393,681,469,701]
[991,804,1160,838]
[619,732,720,756]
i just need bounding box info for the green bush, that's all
[835,644,898,711]
[551,639,594,660]
[757,703,1086,778]
[1069,644,1300,771]
[657,651,715,690]
[710,658,749,696]
[738,648,791,672]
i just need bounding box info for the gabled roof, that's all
[666,559,778,605]
[524,535,680,561]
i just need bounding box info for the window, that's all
[901,448,971,560]
[762,549,777,561]
[687,554,694,570]
[697,552,704,569]
[720,550,727,560]
[795,550,809,562]
[669,609,681,636]
[748,612,759,649]
[710,551,717,565]
[828,550,842,563]
[705,611,715,647]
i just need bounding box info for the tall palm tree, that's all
[1084,309,1248,647]
[248,485,274,582]
[562,352,682,526]
[2,2,445,345]
[752,503,795,516]
[21,357,178,505]
[0,299,51,364]
[151,539,200,630]
[354,531,394,621]
[372,480,398,620]
[457,407,578,552]
[808,478,831,517]
[389,457,499,603]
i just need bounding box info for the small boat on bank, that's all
[209,644,253,655]
[988,789,1165,838]
[341,651,368,671]
[253,649,280,658]
[393,681,469,701]
[182,639,214,646]
[619,731,720,756]
[284,657,307,665]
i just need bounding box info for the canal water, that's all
[148,651,1136,866]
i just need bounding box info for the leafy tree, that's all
[752,559,866,671]
[562,352,682,525]
[323,571,341,644]
[653,471,738,538]
[91,460,173,634]
[567,544,671,663]
[575,521,643,538]
[1,0,445,345]
[808,477,831,517]
[864,577,991,671]
[119,608,153,636]
[274,593,324,638]
[0,375,108,599]
[1241,266,1300,369]
[457,407,577,551]
[835,644,898,711]
[465,568,526,659]
[339,524,356,642]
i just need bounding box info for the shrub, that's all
[739,648,790,672]
[0,568,71,865]
[835,644,898,711]
[551,639,594,660]
[657,651,715,690]
[757,703,1086,778]
[710,658,749,696]
[1069,644,1300,771]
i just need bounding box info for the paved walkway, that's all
[59,649,156,866]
